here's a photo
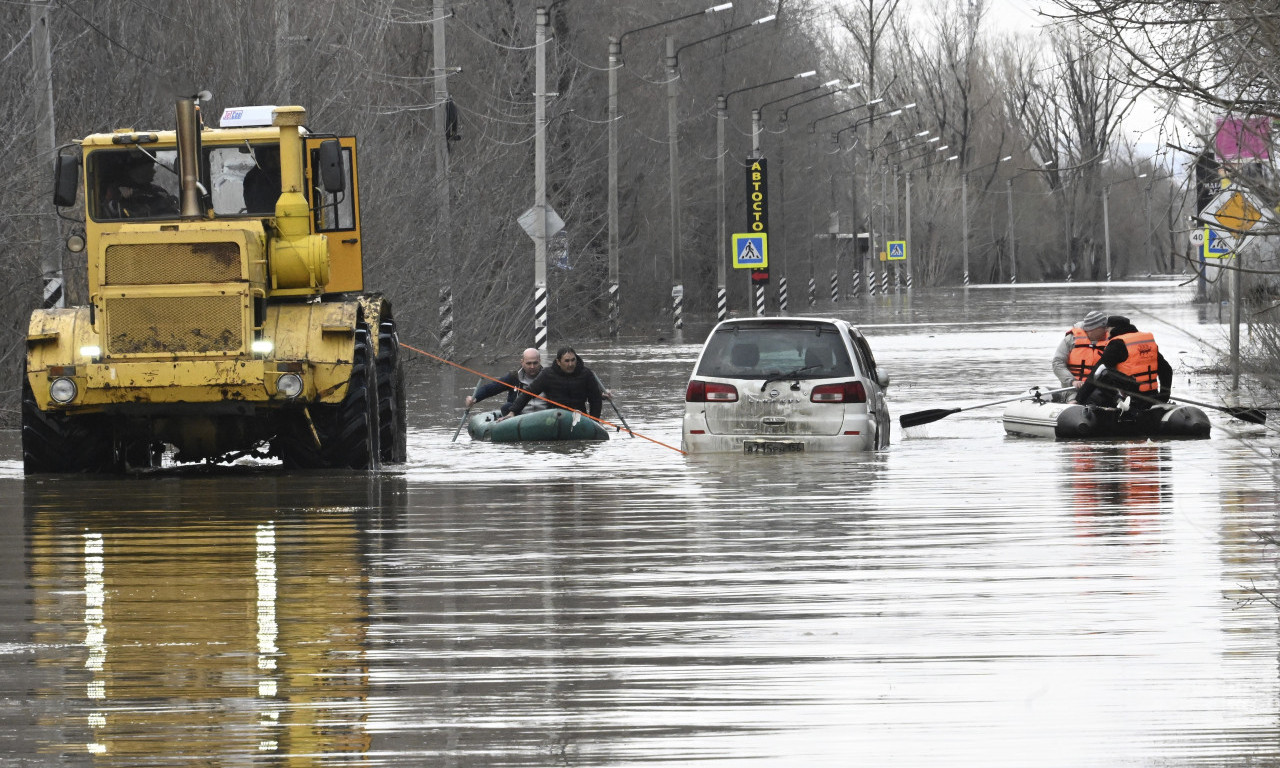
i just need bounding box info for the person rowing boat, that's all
[465,348,549,416]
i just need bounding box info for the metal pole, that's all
[607,36,620,337]
[31,1,62,309]
[1102,184,1112,282]
[1231,252,1241,388]
[716,96,727,321]
[904,169,913,291]
[778,132,787,314]
[961,171,970,287]
[433,0,454,355]
[751,108,764,315]
[1007,178,1016,283]
[666,36,683,334]
[533,7,548,352]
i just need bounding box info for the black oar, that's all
[900,386,1073,429]
[1094,383,1267,425]
[594,373,634,436]
[451,378,482,442]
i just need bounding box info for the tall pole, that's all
[904,170,913,291]
[607,37,621,337]
[961,172,970,287]
[751,108,764,315]
[433,0,454,355]
[533,7,549,352]
[716,96,728,321]
[1006,178,1016,283]
[31,1,62,309]
[274,0,290,97]
[1102,184,1112,282]
[665,36,683,335]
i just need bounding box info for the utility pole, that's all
[534,7,549,352]
[607,37,620,337]
[275,0,290,98]
[716,95,727,321]
[31,0,62,308]
[433,0,455,355]
[665,36,683,336]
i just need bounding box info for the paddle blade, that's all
[1226,407,1267,425]
[899,407,961,429]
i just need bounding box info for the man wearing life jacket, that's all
[1052,310,1109,400]
[1076,316,1172,409]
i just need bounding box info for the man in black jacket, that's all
[506,347,603,418]
[466,348,546,415]
[1076,315,1173,409]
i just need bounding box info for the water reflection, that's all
[1062,443,1170,538]
[24,472,403,764]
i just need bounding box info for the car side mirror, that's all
[53,154,80,207]
[316,139,345,194]
[876,370,890,389]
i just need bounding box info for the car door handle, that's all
[762,416,786,425]
[342,238,359,244]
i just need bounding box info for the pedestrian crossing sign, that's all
[732,233,768,268]
[887,240,907,260]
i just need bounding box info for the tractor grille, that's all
[103,295,244,356]
[104,242,242,285]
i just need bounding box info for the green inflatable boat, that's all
[467,408,610,443]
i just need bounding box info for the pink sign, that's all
[1215,117,1271,161]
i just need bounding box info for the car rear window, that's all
[696,324,855,379]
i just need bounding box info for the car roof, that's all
[711,317,852,332]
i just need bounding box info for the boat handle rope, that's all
[400,342,688,455]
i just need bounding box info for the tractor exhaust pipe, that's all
[175,96,202,218]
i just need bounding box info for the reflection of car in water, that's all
[23,473,404,760]
[1065,444,1169,535]
[682,317,891,453]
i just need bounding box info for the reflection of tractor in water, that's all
[23,97,406,472]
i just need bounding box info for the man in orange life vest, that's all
[1052,310,1109,400]
[1075,315,1173,409]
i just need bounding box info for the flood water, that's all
[1,281,1278,766]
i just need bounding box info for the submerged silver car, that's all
[682,317,891,453]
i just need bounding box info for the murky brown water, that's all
[1,281,1277,766]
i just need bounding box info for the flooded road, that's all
[2,281,1277,766]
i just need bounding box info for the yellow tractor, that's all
[24,97,406,471]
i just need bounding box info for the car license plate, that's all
[743,439,804,454]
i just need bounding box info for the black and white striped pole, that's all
[672,284,683,331]
[716,286,727,322]
[830,271,839,303]
[438,287,454,356]
[533,8,549,352]
[777,277,788,314]
[608,281,620,336]
[808,276,816,307]
[849,268,859,298]
[754,283,766,316]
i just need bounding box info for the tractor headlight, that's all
[49,377,77,404]
[276,373,303,399]
[79,345,101,359]
[251,339,274,356]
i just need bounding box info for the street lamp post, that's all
[1102,172,1147,282]
[961,154,1012,286]
[749,73,823,315]
[713,66,807,320]
[668,12,776,332]
[850,103,917,296]
[607,3,733,338]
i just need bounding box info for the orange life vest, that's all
[1113,331,1160,392]
[1065,327,1105,382]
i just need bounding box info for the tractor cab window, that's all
[207,144,281,216]
[90,149,179,221]
[310,145,356,231]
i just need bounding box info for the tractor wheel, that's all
[21,372,115,474]
[276,324,380,470]
[376,317,407,463]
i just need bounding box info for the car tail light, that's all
[686,380,738,402]
[810,381,866,403]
